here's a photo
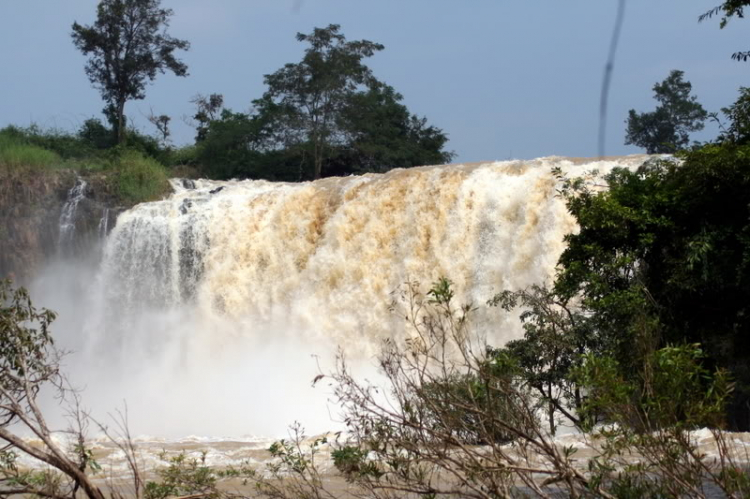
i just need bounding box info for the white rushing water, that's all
[18,427,750,482]
[58,176,87,252]
[98,207,110,240]
[33,156,654,438]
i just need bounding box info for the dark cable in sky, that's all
[599,0,626,158]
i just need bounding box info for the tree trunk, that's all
[116,99,127,145]
[314,157,323,179]
[313,140,323,179]
[71,467,107,499]
[548,383,556,436]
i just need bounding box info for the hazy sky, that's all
[0,1,747,162]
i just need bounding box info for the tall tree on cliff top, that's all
[71,0,189,144]
[256,24,384,179]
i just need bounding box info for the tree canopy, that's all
[195,25,453,181]
[625,70,707,153]
[718,86,750,144]
[71,0,189,144]
[257,24,384,179]
[334,82,453,174]
[497,142,750,431]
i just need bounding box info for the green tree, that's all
[333,82,454,174]
[0,281,57,429]
[0,280,110,499]
[195,110,288,180]
[489,285,592,433]
[191,93,224,142]
[243,26,452,181]
[317,279,750,498]
[71,0,189,145]
[147,110,171,148]
[256,24,384,179]
[625,70,707,153]
[718,87,750,144]
[77,118,116,150]
[554,145,750,429]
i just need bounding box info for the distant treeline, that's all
[65,0,456,182]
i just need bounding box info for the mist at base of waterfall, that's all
[29,255,358,439]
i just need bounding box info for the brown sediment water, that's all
[33,156,656,437]
[92,155,654,348]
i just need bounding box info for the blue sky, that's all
[0,1,747,162]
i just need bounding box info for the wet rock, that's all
[179,198,193,215]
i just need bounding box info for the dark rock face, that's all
[1,170,73,284]
[0,169,132,285]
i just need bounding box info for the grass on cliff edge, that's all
[0,129,172,205]
[0,133,61,173]
[116,150,171,204]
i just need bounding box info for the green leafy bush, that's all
[570,344,743,497]
[145,452,219,499]
[332,446,379,478]
[576,343,732,431]
[553,143,750,429]
[165,144,199,168]
[1,124,103,160]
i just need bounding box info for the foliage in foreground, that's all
[0,279,107,499]
[1,275,749,498]
[557,143,750,430]
[483,139,750,435]
[255,279,749,499]
[699,0,750,61]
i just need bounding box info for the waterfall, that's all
[39,156,653,437]
[57,176,87,252]
[98,207,110,240]
[91,156,650,347]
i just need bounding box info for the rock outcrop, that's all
[0,169,128,284]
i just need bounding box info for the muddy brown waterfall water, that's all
[30,156,654,438]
